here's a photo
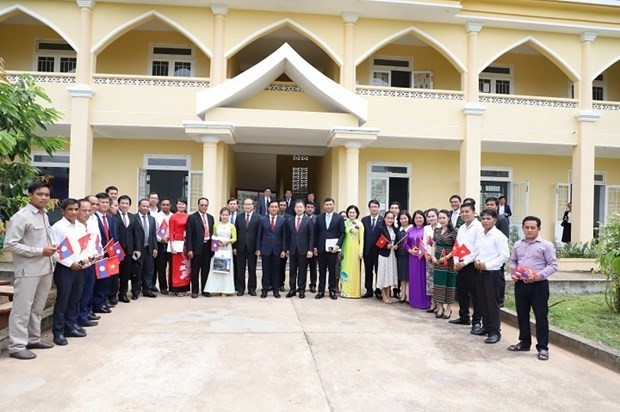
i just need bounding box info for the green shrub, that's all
[596,213,620,313]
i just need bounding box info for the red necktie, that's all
[245,213,250,228]
[102,215,110,241]
[296,216,301,231]
[270,216,275,231]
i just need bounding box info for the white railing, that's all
[480,94,577,108]
[93,73,210,88]
[5,71,76,84]
[355,85,464,100]
[593,101,620,111]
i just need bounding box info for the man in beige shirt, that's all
[3,182,58,360]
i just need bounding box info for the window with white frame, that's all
[569,73,607,101]
[35,40,76,73]
[370,56,412,88]
[149,44,194,77]
[479,65,513,95]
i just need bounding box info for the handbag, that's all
[171,240,185,254]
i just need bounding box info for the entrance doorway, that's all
[147,170,187,204]
[138,155,201,211]
[367,163,410,213]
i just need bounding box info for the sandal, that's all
[442,310,452,320]
[537,350,549,361]
[175,292,184,297]
[507,342,531,352]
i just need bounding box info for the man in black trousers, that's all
[314,197,345,300]
[256,200,287,298]
[186,197,215,298]
[278,199,292,291]
[286,200,314,299]
[132,199,158,299]
[234,198,260,296]
[305,203,318,293]
[361,199,383,298]
[114,195,134,303]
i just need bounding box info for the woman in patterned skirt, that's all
[430,209,457,319]
[424,208,439,312]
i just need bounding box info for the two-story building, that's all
[1,0,619,241]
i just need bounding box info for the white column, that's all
[201,137,219,208]
[572,32,600,242]
[344,142,361,207]
[460,22,485,200]
[341,12,358,90]
[210,4,228,86]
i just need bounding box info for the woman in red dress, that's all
[169,198,191,296]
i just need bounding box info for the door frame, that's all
[366,162,411,214]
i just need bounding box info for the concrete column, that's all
[460,22,485,200]
[210,4,228,86]
[201,137,220,208]
[572,32,600,242]
[341,12,358,90]
[68,0,95,198]
[344,142,361,207]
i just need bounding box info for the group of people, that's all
[3,182,557,363]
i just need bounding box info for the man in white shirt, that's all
[76,198,101,327]
[449,203,483,329]
[149,192,160,215]
[50,198,88,346]
[154,197,172,294]
[472,209,510,344]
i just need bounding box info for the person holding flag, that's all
[449,202,483,331]
[423,208,439,311]
[373,211,398,304]
[50,198,88,346]
[405,210,430,309]
[76,198,103,328]
[154,197,172,295]
[430,210,457,319]
[92,192,118,313]
[113,195,134,303]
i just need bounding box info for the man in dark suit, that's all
[305,202,319,292]
[498,196,512,223]
[278,199,292,291]
[93,192,119,313]
[132,198,158,299]
[306,191,320,215]
[257,187,275,216]
[114,195,134,303]
[256,200,287,298]
[284,189,295,216]
[361,199,383,298]
[286,200,314,298]
[234,198,260,296]
[185,197,215,298]
[314,197,345,300]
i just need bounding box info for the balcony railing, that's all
[6,71,76,84]
[480,94,577,108]
[93,73,210,88]
[593,101,620,111]
[355,85,464,100]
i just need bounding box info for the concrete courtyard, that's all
[1,289,619,412]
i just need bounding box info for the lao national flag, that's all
[95,259,109,279]
[58,237,74,260]
[78,234,90,253]
[418,238,427,260]
[111,241,126,261]
[510,267,523,277]
[157,220,169,239]
[211,239,220,252]
[94,234,103,254]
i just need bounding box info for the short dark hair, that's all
[227,197,238,204]
[60,198,78,210]
[346,205,360,219]
[219,207,229,215]
[264,187,272,192]
[95,192,109,200]
[480,209,497,219]
[305,202,315,210]
[499,195,506,201]
[177,198,187,205]
[148,192,159,198]
[398,210,412,226]
[461,203,475,212]
[268,200,278,207]
[105,186,118,193]
[118,195,132,205]
[522,215,541,228]
[27,181,50,194]
[389,201,401,209]
[78,198,91,208]
[197,197,209,205]
[449,194,461,202]
[485,197,499,207]
[412,210,427,227]
[368,199,380,208]
[159,197,171,204]
[278,198,287,205]
[138,198,150,207]
[294,199,306,206]
[323,197,335,204]
[463,198,476,206]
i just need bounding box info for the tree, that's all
[596,212,620,313]
[0,58,66,221]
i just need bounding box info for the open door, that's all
[605,185,620,223]
[555,183,570,243]
[511,181,529,239]
[188,170,203,213]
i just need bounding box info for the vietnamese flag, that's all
[58,237,74,260]
[104,239,114,257]
[375,234,389,249]
[107,256,120,276]
[78,234,90,253]
[95,256,120,279]
[112,241,126,261]
[452,240,471,260]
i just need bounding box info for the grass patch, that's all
[504,293,620,351]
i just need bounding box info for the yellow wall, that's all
[95,29,211,76]
[238,88,329,112]
[603,61,620,102]
[317,148,335,205]
[0,24,67,71]
[356,44,461,90]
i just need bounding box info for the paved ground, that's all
[1,288,619,412]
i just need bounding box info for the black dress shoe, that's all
[471,325,489,336]
[119,295,130,303]
[151,286,159,293]
[191,293,198,298]
[329,290,338,300]
[286,291,296,298]
[108,297,118,306]
[87,313,101,321]
[203,292,212,297]
[26,340,54,350]
[143,291,157,298]
[507,342,531,352]
[273,291,281,298]
[237,291,244,296]
[309,286,316,293]
[94,306,111,314]
[249,290,257,296]
[315,291,324,299]
[299,291,305,299]
[484,334,501,344]
[261,291,268,298]
[54,335,68,346]
[65,328,87,338]
[448,318,471,325]
[161,290,169,295]
[361,291,374,298]
[76,326,86,334]
[131,293,139,300]
[79,320,98,327]
[279,286,286,292]
[374,288,382,300]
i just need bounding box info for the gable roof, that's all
[196,43,368,125]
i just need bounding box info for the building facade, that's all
[1,0,620,242]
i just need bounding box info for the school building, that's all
[1,0,620,241]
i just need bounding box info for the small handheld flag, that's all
[375,234,389,249]
[58,237,75,260]
[452,240,471,260]
[104,240,114,257]
[78,234,90,253]
[112,241,126,261]
[95,259,109,279]
[211,239,220,252]
[417,238,427,260]
[107,256,120,276]
[157,219,169,239]
[94,234,103,254]
[440,249,446,264]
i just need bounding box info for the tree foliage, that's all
[596,212,620,313]
[0,58,66,220]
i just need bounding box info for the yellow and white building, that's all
[1,0,620,242]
